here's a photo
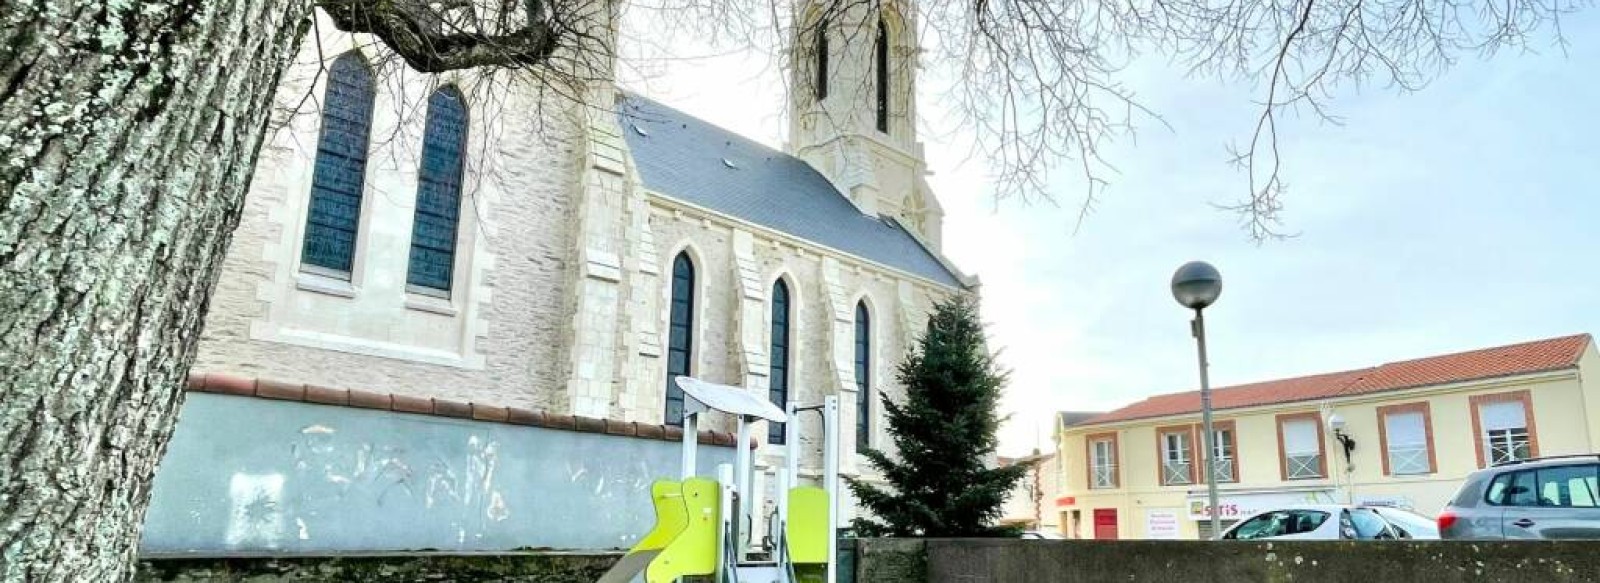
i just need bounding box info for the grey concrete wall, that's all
[852,538,925,583]
[140,393,736,554]
[135,552,620,582]
[857,538,1600,583]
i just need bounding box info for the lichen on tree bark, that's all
[1,0,603,575]
[0,0,313,580]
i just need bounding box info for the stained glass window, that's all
[301,53,375,276]
[768,280,791,444]
[855,301,871,452]
[406,86,468,293]
[665,253,696,426]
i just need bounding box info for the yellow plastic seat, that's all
[647,477,721,583]
[596,480,689,583]
[784,486,831,582]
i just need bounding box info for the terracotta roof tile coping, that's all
[1081,333,1592,426]
[186,372,756,450]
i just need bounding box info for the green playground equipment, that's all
[597,376,842,583]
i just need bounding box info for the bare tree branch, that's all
[316,0,1590,240]
[318,0,566,72]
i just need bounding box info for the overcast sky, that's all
[619,12,1600,456]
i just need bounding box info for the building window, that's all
[301,52,375,277]
[1378,403,1436,476]
[874,18,890,133]
[1473,391,1537,467]
[815,18,829,100]
[665,252,696,426]
[1087,433,1118,489]
[768,279,792,445]
[1205,422,1238,484]
[1158,427,1194,486]
[406,86,468,294]
[854,301,871,452]
[1277,413,1326,480]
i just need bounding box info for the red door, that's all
[1093,509,1119,540]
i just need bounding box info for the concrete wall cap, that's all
[303,385,349,406]
[255,379,306,402]
[186,371,751,448]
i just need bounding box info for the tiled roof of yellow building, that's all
[1080,334,1591,426]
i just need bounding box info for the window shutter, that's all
[1481,401,1526,431]
[1282,419,1319,455]
[1385,412,1426,446]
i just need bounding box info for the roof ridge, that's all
[1076,333,1589,427]
[1137,365,1378,400]
[1367,332,1592,370]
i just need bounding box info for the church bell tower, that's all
[787,0,945,250]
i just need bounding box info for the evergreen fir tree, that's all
[846,294,1027,537]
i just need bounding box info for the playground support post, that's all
[785,401,800,495]
[734,415,753,559]
[681,409,698,480]
[823,395,839,583]
[716,464,735,583]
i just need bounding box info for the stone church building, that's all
[149,0,970,553]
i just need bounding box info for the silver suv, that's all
[1438,455,1600,539]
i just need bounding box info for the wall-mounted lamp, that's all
[1328,413,1356,467]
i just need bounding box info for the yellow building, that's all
[1055,334,1599,540]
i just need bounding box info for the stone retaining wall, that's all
[857,538,1600,583]
[136,553,620,582]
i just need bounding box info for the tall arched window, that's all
[854,301,871,452]
[301,52,375,277]
[874,18,889,133]
[768,280,792,444]
[665,252,696,426]
[815,18,829,100]
[407,86,469,295]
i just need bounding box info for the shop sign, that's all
[1186,490,1335,520]
[1145,509,1182,540]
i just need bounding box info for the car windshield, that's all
[1372,508,1435,537]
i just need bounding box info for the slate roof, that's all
[616,94,967,289]
[1078,334,1592,426]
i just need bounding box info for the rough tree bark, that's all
[0,0,313,580]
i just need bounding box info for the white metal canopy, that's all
[675,376,787,422]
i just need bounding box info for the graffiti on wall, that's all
[144,394,738,553]
[222,422,509,549]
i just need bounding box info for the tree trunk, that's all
[0,1,311,580]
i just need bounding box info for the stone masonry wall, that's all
[196,17,581,412]
[136,553,620,583]
[195,15,966,507]
[642,197,955,533]
[856,538,1600,583]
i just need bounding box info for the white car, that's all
[1368,506,1439,539]
[1217,504,1439,541]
